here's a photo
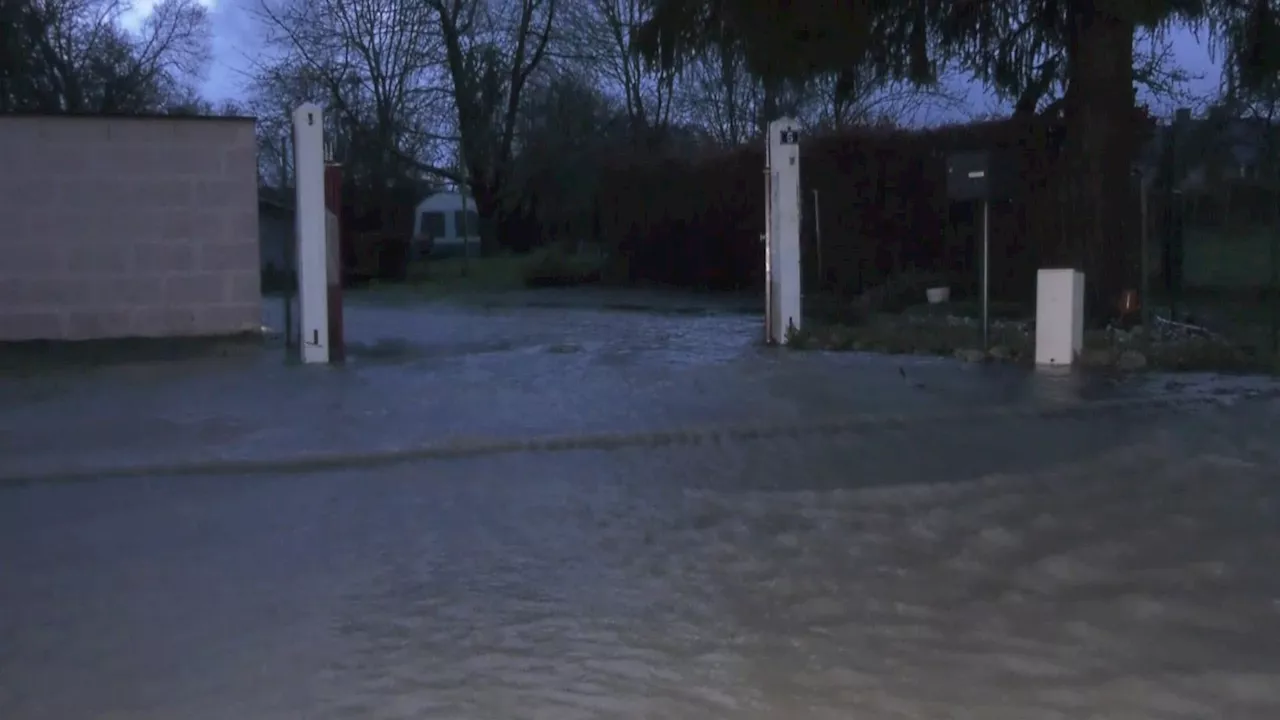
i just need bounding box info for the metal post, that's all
[324,162,345,363]
[1170,110,1190,322]
[1169,192,1182,320]
[283,236,296,350]
[1139,170,1151,330]
[283,131,296,352]
[763,166,773,343]
[981,199,990,351]
[813,189,823,293]
[460,188,471,277]
[1272,192,1278,359]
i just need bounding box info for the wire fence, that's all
[1142,108,1280,360]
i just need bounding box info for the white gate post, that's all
[293,103,331,364]
[766,117,802,344]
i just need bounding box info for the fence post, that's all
[763,164,772,343]
[324,162,345,363]
[1139,166,1151,330]
[282,132,296,353]
[460,189,472,278]
[813,189,823,293]
[1272,188,1278,359]
[1171,108,1192,320]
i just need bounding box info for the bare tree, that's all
[676,41,761,147]
[130,0,211,94]
[1,0,210,113]
[427,0,559,253]
[1131,29,1206,117]
[568,0,676,147]
[510,71,621,245]
[254,0,561,252]
[800,66,968,131]
[254,0,454,189]
[673,37,826,147]
[243,59,330,188]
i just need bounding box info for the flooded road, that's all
[1,296,1271,481]
[2,294,1280,718]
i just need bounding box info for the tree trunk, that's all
[759,77,779,135]
[1060,5,1138,325]
[472,182,502,256]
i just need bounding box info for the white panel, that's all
[1035,268,1085,366]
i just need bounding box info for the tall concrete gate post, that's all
[292,103,331,364]
[765,117,802,344]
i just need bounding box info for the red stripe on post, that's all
[324,163,345,362]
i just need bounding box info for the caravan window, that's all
[419,211,447,238]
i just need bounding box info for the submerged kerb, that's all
[0,395,1231,486]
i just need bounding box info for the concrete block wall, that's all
[0,114,261,341]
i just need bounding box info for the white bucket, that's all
[926,286,951,304]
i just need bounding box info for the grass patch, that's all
[788,304,1279,374]
[788,313,1033,360]
[1170,295,1280,355]
[355,246,605,302]
[1137,335,1278,373]
[521,246,605,288]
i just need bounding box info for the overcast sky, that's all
[124,1,1226,123]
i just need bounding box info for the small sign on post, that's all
[946,151,995,350]
[945,152,991,202]
[779,129,799,145]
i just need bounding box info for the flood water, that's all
[2,294,1279,718]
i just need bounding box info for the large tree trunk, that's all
[472,182,502,256]
[1059,4,1138,325]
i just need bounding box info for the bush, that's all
[521,245,604,288]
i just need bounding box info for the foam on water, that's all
[657,436,1280,718]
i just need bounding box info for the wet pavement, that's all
[2,291,1280,718]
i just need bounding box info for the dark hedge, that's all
[592,116,1134,304]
